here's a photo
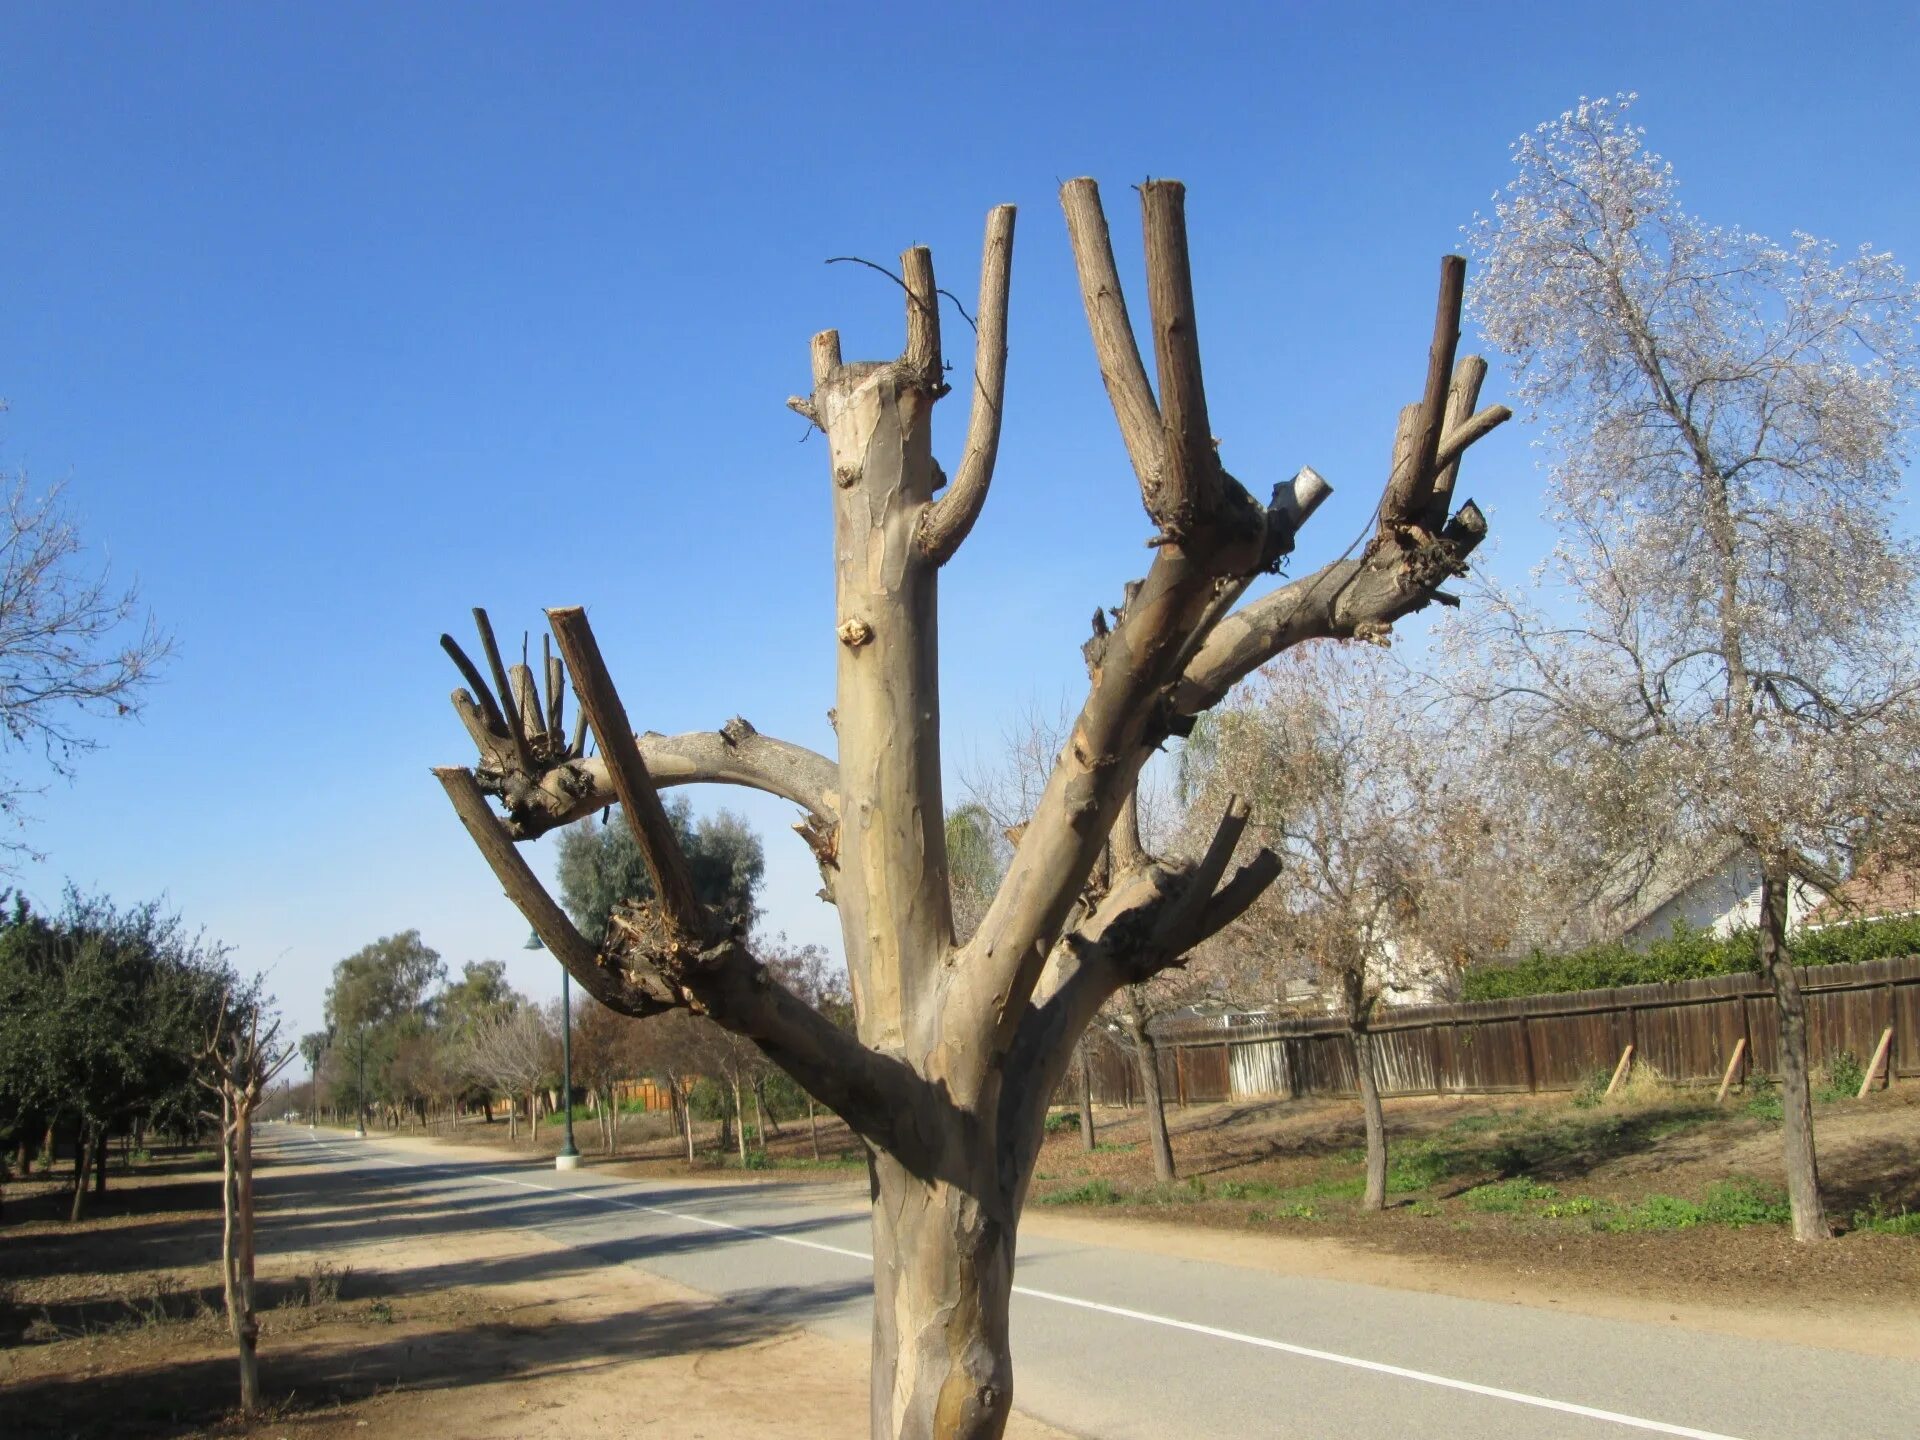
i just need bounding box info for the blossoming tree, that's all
[1460,96,1920,1241]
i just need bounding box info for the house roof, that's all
[1807,853,1920,926]
[1608,842,1833,940]
[1609,838,1747,939]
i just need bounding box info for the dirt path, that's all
[0,1139,1069,1439]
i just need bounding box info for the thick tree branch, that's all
[1141,180,1220,533]
[919,205,1017,566]
[902,246,942,392]
[1428,355,1488,524]
[472,607,535,774]
[442,612,840,842]
[1061,177,1163,502]
[438,761,952,1176]
[465,722,839,841]
[1381,257,1472,534]
[547,606,705,940]
[1174,502,1490,717]
[435,765,670,1011]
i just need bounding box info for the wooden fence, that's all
[1073,954,1919,1105]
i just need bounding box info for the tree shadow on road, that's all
[4,1271,874,1439]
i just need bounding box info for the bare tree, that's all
[1197,645,1499,1209]
[0,469,170,857]
[200,996,294,1417]
[1459,95,1920,1241]
[573,994,650,1154]
[432,178,1506,1438]
[765,937,852,1160]
[460,1000,552,1142]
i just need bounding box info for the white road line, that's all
[291,1132,1751,1440]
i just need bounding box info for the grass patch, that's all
[1445,1112,1503,1134]
[1248,1202,1321,1222]
[1215,1179,1285,1202]
[1038,1179,1122,1207]
[1603,1179,1790,1231]
[1463,1177,1560,1212]
[1123,1178,1211,1206]
[1540,1195,1601,1219]
[1851,1198,1920,1236]
[1824,1050,1865,1097]
[778,1152,867,1171]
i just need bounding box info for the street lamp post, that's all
[556,966,581,1170]
[529,930,581,1171]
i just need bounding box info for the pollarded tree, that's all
[1460,96,1920,1241]
[433,179,1506,1439]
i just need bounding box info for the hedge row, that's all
[1460,913,1920,1001]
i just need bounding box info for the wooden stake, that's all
[1858,1026,1894,1099]
[1715,1037,1748,1105]
[1604,1043,1635,1099]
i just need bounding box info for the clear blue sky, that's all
[4,2,1917,1050]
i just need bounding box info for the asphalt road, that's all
[263,1125,1918,1439]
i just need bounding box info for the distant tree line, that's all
[0,891,243,1220]
[306,802,858,1165]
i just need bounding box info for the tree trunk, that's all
[733,1079,748,1164]
[1352,1024,1388,1211]
[681,1093,696,1163]
[227,1101,262,1414]
[94,1127,109,1195]
[68,1127,94,1223]
[1076,1051,1096,1151]
[807,1097,821,1161]
[1122,1015,1175,1183]
[869,1156,1015,1440]
[1759,852,1828,1241]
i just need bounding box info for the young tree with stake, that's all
[433,178,1507,1438]
[1461,96,1920,1241]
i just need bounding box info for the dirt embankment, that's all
[1019,1083,1920,1356]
